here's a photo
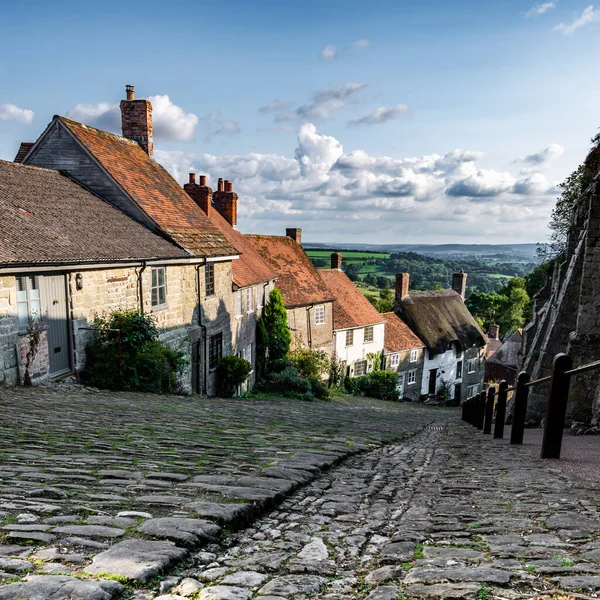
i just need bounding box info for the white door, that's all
[40,275,71,376]
[396,372,405,399]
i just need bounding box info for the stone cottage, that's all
[12,85,250,395]
[320,253,385,377]
[182,173,278,390]
[381,312,426,402]
[0,159,196,388]
[246,229,335,354]
[394,271,487,403]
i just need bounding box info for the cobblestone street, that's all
[0,387,599,599]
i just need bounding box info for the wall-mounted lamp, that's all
[75,273,83,291]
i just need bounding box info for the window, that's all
[364,326,374,344]
[256,286,263,312]
[205,264,215,297]
[354,360,367,376]
[345,330,354,347]
[245,288,253,313]
[209,333,223,370]
[468,358,477,373]
[407,369,417,385]
[455,344,462,359]
[456,360,463,379]
[151,267,167,308]
[246,343,252,369]
[410,349,418,363]
[390,353,399,367]
[15,276,41,329]
[314,305,325,325]
[467,384,480,398]
[235,291,243,317]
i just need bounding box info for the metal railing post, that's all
[510,371,530,445]
[494,380,508,439]
[477,390,486,430]
[484,386,496,434]
[541,353,573,459]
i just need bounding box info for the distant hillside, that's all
[304,242,540,262]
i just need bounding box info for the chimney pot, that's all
[452,270,468,300]
[488,324,500,339]
[218,178,224,192]
[395,273,410,300]
[286,228,302,244]
[331,253,343,270]
[224,180,233,192]
[188,173,196,184]
[125,84,135,100]
[199,175,207,186]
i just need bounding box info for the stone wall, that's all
[385,348,425,402]
[521,171,600,424]
[287,302,334,355]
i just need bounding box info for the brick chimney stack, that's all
[286,228,302,244]
[488,324,500,339]
[212,178,238,228]
[120,84,153,156]
[452,270,467,300]
[183,173,213,217]
[331,253,343,270]
[395,273,410,301]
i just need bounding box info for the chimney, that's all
[120,84,153,156]
[331,252,343,270]
[286,228,302,244]
[212,178,238,227]
[452,270,467,300]
[183,173,213,217]
[395,273,410,301]
[488,324,500,339]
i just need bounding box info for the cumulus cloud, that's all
[554,5,600,34]
[319,44,337,60]
[525,2,555,17]
[155,122,555,242]
[348,104,410,126]
[67,95,199,141]
[0,103,35,124]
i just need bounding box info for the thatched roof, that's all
[395,289,487,355]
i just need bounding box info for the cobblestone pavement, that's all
[1,387,599,600]
[0,386,440,599]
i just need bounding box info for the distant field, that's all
[306,250,390,263]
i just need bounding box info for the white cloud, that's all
[0,103,35,124]
[67,95,200,141]
[348,104,410,126]
[155,122,554,243]
[525,2,555,17]
[517,143,564,168]
[259,100,292,114]
[554,5,600,34]
[320,44,337,61]
[350,39,370,51]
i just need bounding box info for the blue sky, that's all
[1,0,599,244]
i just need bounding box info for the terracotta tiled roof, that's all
[486,338,502,359]
[208,211,277,288]
[382,312,426,352]
[320,269,383,330]
[56,117,238,258]
[245,234,335,308]
[396,290,487,354]
[14,142,33,164]
[0,160,188,265]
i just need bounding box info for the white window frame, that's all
[467,384,480,398]
[345,329,354,347]
[410,348,418,363]
[354,359,367,376]
[205,263,215,297]
[468,358,477,374]
[390,353,399,367]
[246,343,253,371]
[256,286,263,313]
[15,276,42,330]
[407,369,417,385]
[364,326,374,344]
[456,360,463,379]
[151,267,167,310]
[314,305,325,325]
[245,288,253,314]
[235,291,243,317]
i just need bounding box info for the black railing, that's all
[461,353,600,459]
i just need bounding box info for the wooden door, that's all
[41,275,71,376]
[428,368,437,395]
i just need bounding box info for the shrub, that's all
[307,376,330,400]
[266,366,312,396]
[81,310,186,394]
[347,370,398,401]
[259,289,292,365]
[217,355,251,398]
[289,348,328,379]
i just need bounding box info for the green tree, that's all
[259,288,292,365]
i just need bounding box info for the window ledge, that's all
[151,304,168,312]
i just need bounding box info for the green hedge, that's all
[345,370,398,401]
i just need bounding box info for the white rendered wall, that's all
[334,322,385,366]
